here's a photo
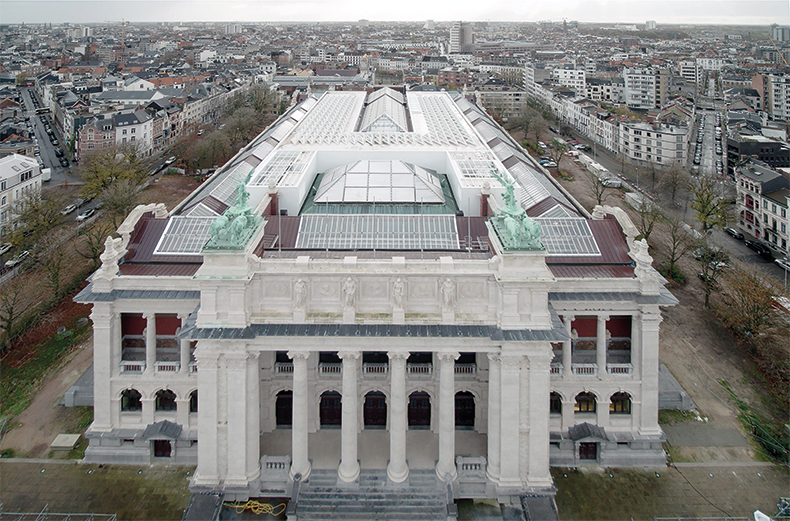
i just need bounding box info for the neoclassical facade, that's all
[76,88,676,501]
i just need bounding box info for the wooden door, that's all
[408,391,431,429]
[455,391,475,429]
[320,391,342,427]
[153,440,171,458]
[364,391,387,428]
[579,442,597,461]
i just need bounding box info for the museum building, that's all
[76,87,677,501]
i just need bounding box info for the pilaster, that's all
[192,348,220,486]
[90,304,114,432]
[597,315,609,378]
[562,315,573,379]
[639,312,663,436]
[485,353,501,482]
[526,350,553,488]
[498,354,522,487]
[144,312,156,374]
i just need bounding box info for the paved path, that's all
[663,424,748,447]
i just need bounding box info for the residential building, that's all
[114,110,153,157]
[623,68,656,110]
[0,154,41,236]
[552,69,586,94]
[735,160,790,253]
[450,22,474,54]
[726,134,790,176]
[75,88,676,505]
[619,122,688,166]
[765,74,790,121]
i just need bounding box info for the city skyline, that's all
[1,0,787,26]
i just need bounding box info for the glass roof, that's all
[154,216,215,255]
[314,160,445,204]
[535,217,601,256]
[250,150,314,188]
[360,88,408,133]
[295,214,459,250]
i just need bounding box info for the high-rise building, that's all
[770,23,790,42]
[450,22,474,54]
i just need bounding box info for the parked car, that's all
[59,157,69,167]
[165,156,176,165]
[76,208,95,222]
[54,148,63,157]
[0,242,13,256]
[61,203,78,215]
[601,177,622,188]
[775,258,790,272]
[4,250,29,269]
[744,240,772,257]
[724,227,744,240]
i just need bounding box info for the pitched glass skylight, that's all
[314,160,444,204]
[154,216,216,255]
[535,217,601,256]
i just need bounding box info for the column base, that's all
[191,469,221,488]
[387,460,409,483]
[289,461,312,483]
[436,464,457,483]
[338,460,360,484]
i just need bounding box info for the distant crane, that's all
[105,19,127,57]
[767,35,788,67]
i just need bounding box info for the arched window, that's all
[610,392,632,414]
[320,391,342,427]
[121,389,142,411]
[550,392,562,414]
[155,389,177,412]
[363,391,387,428]
[189,390,198,413]
[408,391,431,429]
[455,391,474,429]
[276,390,292,427]
[574,392,596,413]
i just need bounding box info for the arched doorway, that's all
[364,391,387,428]
[276,390,292,427]
[320,390,342,427]
[455,391,475,429]
[408,391,431,429]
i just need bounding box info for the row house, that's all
[735,160,790,253]
[76,116,116,162]
[438,68,474,88]
[618,122,688,167]
[0,154,41,236]
[114,110,153,156]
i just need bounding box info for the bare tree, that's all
[102,179,140,229]
[633,199,663,243]
[717,266,779,337]
[39,234,68,299]
[0,276,38,352]
[549,139,568,172]
[76,221,113,270]
[690,176,731,232]
[585,168,612,206]
[661,164,689,204]
[660,215,695,283]
[531,116,547,148]
[693,240,729,309]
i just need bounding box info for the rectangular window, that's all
[122,129,127,135]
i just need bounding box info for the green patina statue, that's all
[489,169,544,251]
[204,169,263,250]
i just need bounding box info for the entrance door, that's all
[276,390,293,427]
[364,391,387,428]
[455,391,475,429]
[408,391,431,429]
[153,440,172,458]
[579,442,598,461]
[320,391,342,427]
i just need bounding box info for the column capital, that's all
[527,353,552,372]
[500,354,523,369]
[338,350,361,360]
[387,351,409,362]
[436,351,460,363]
[288,350,310,361]
[143,311,156,320]
[562,314,575,322]
[598,314,610,322]
[486,352,501,364]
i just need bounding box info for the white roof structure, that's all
[314,160,444,204]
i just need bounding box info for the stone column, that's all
[527,351,553,488]
[562,315,574,379]
[192,348,220,486]
[485,353,501,482]
[596,315,609,377]
[561,396,575,432]
[498,354,522,487]
[111,313,121,377]
[225,351,251,486]
[144,312,156,374]
[246,351,261,483]
[631,313,641,377]
[176,397,190,428]
[289,351,311,480]
[141,396,155,425]
[91,304,113,431]
[436,351,459,482]
[338,351,361,483]
[179,313,190,375]
[639,312,662,436]
[387,351,409,483]
[596,396,610,429]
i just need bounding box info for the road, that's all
[19,87,82,186]
[553,123,789,289]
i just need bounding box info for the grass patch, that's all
[0,317,91,420]
[658,409,699,425]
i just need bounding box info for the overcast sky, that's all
[2,0,787,25]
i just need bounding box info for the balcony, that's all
[274,362,293,375]
[550,363,563,377]
[454,364,476,377]
[188,361,197,374]
[607,363,633,376]
[318,363,342,377]
[572,363,598,376]
[363,363,388,377]
[154,361,180,373]
[407,363,433,378]
[120,360,145,374]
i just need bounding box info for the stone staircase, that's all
[295,469,450,521]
